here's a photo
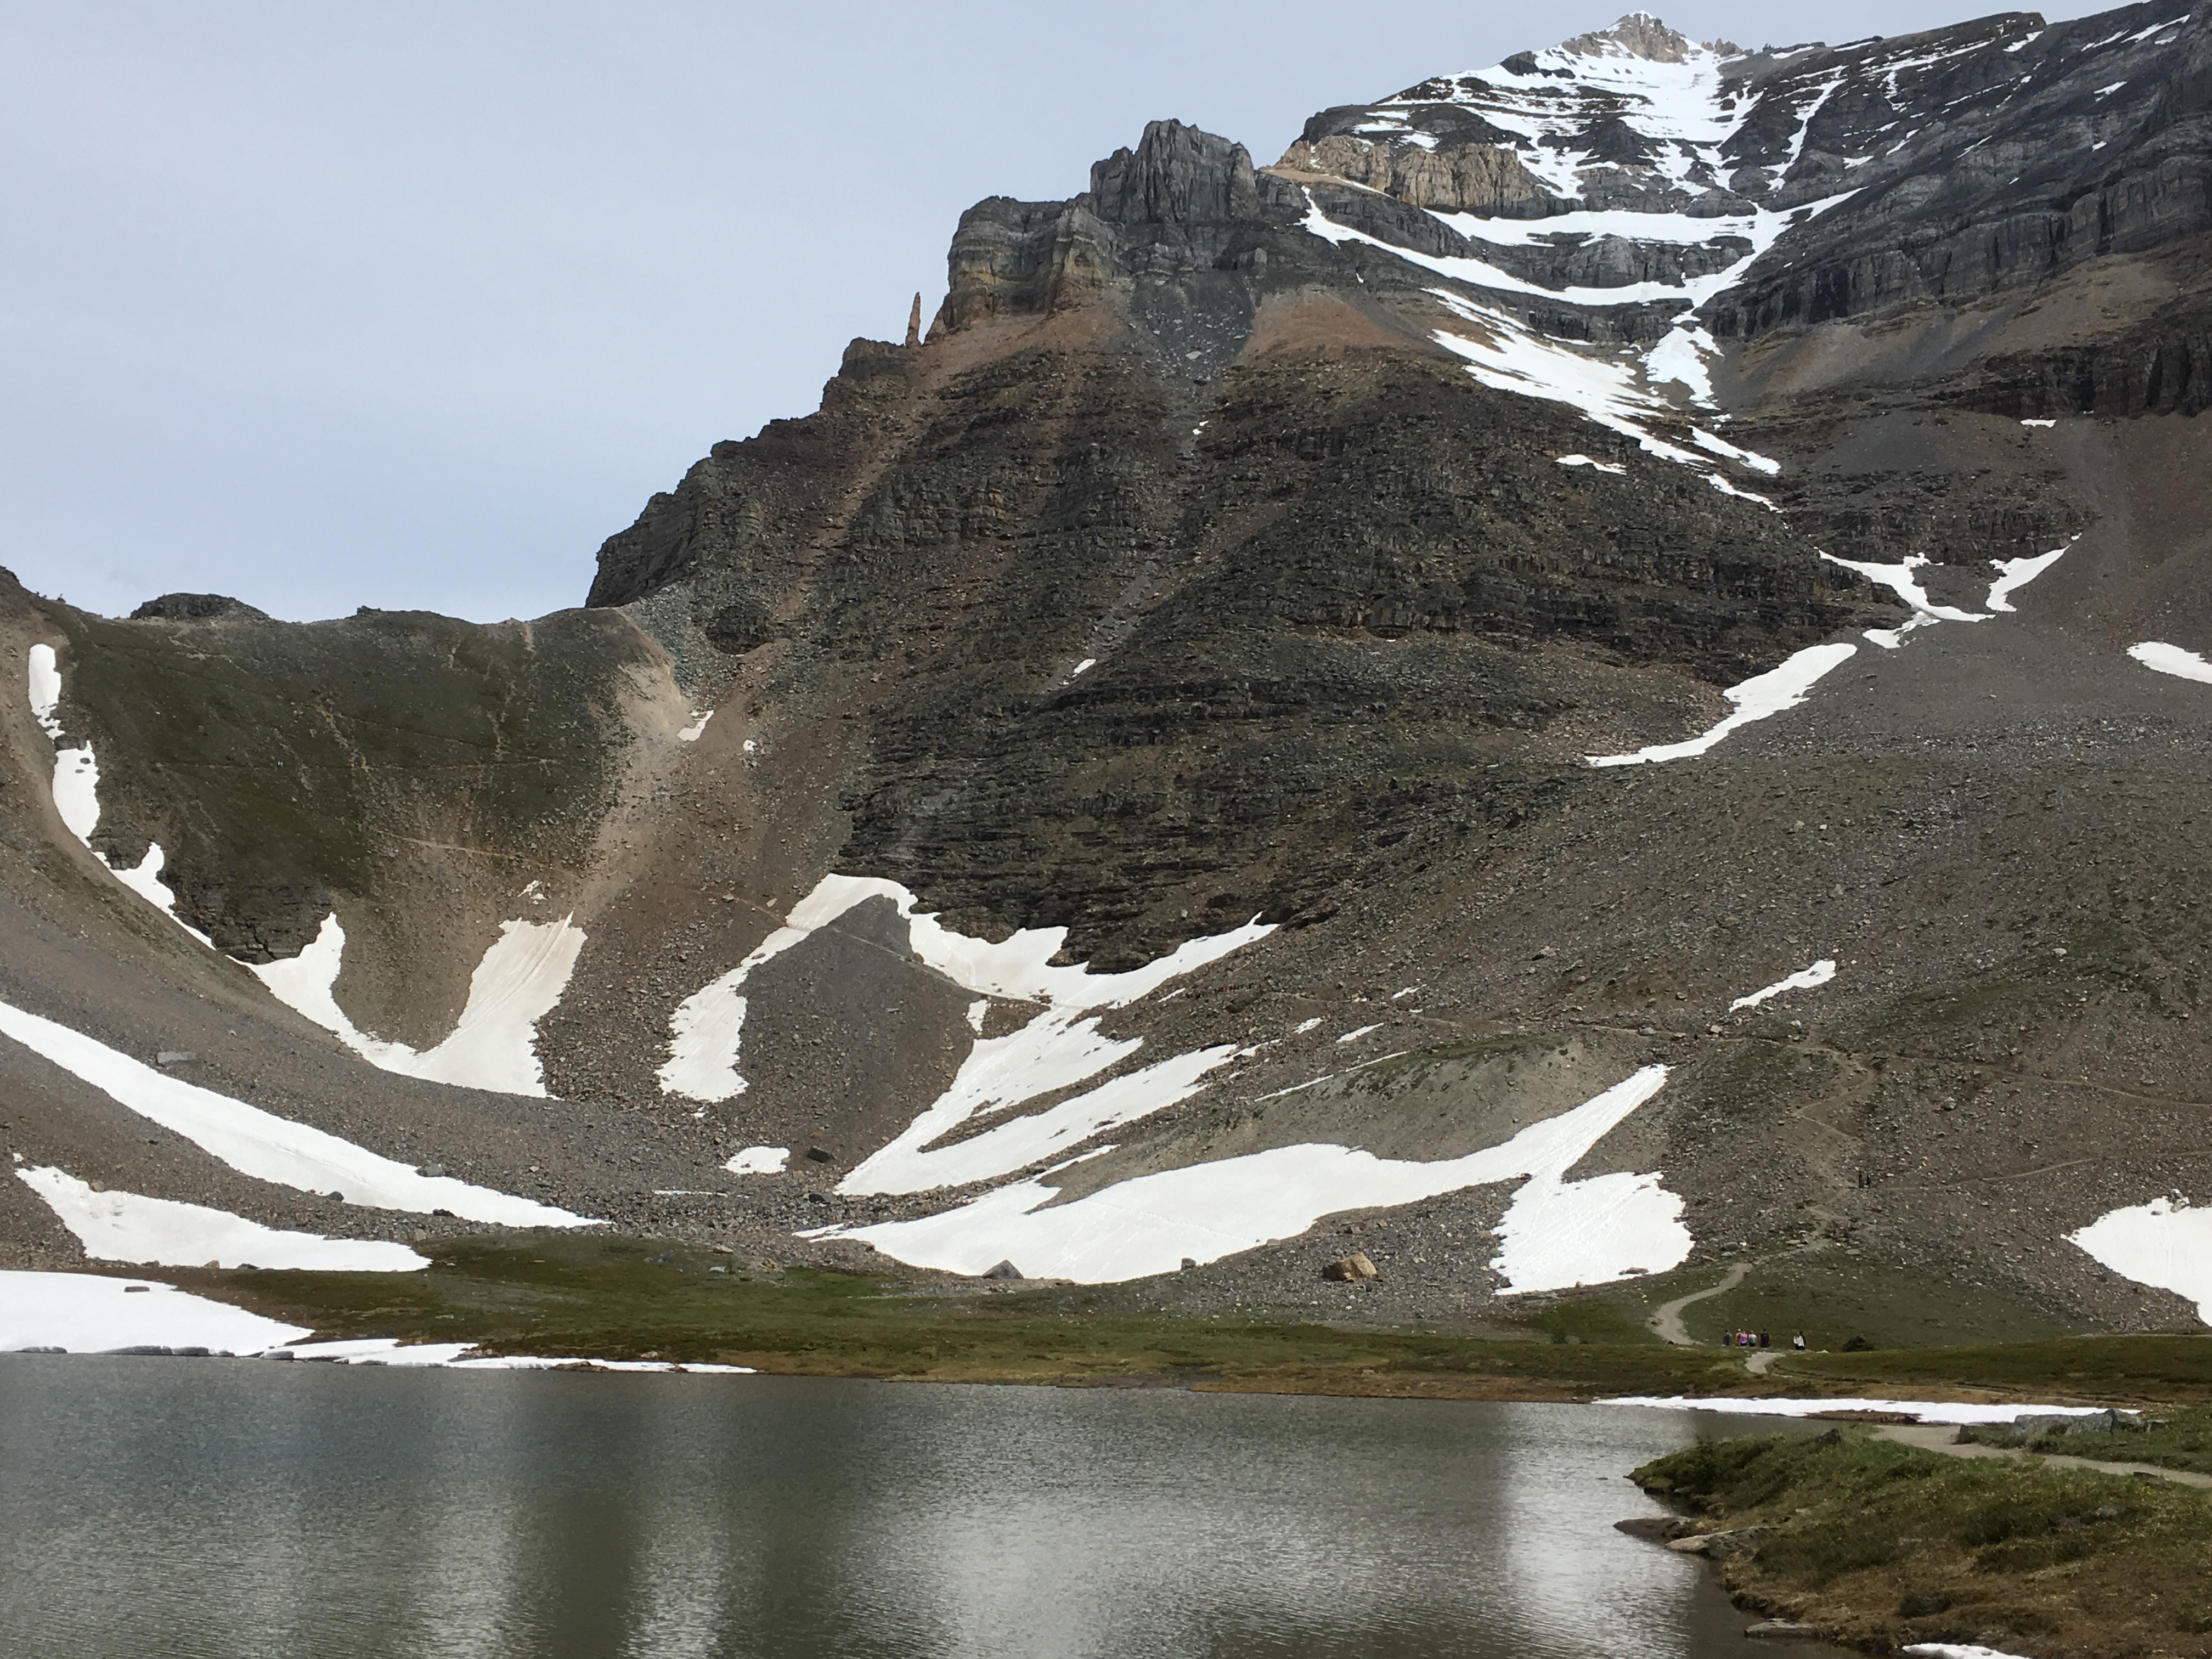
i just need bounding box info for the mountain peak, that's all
[1559,12,1696,62]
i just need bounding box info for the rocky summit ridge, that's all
[3,4,2212,1344]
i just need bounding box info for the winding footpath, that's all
[1872,1423,2212,1490]
[1647,1262,1748,1346]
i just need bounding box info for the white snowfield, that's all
[2069,1197,2212,1322]
[1588,642,1858,768]
[1419,283,1782,508]
[660,872,1273,1203]
[0,1276,754,1368]
[812,1065,1690,1290]
[276,1336,752,1373]
[1984,539,2076,612]
[1905,1645,2036,1659]
[0,1268,310,1353]
[1603,1396,2109,1426]
[252,910,587,1098]
[26,645,213,946]
[0,994,591,1227]
[16,1166,428,1272]
[2128,641,2212,685]
[724,1146,789,1175]
[1730,960,1837,1012]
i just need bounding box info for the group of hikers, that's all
[1728,1330,1810,1350]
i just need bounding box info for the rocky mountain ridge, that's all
[3,5,2211,1348]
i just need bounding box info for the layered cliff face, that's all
[7,7,2212,1345]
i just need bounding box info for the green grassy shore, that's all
[1634,1431,2212,1659]
[125,1233,2212,1408]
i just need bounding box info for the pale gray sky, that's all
[2,1,2111,622]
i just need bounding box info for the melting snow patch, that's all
[1905,1646,2038,1659]
[0,994,591,1226]
[26,645,213,946]
[1555,454,1626,474]
[17,1166,427,1272]
[273,1336,754,1373]
[1293,1017,1321,1034]
[2070,1197,2212,1322]
[2128,642,2212,685]
[664,877,1271,1201]
[1730,960,1837,1012]
[1601,1396,2108,1425]
[815,1066,1687,1289]
[1588,642,1857,768]
[1071,658,1097,676]
[1421,286,1779,504]
[1336,1024,1382,1043]
[252,911,586,1097]
[1985,539,2076,612]
[2021,417,2056,428]
[1,1268,311,1353]
[678,710,713,742]
[724,1146,789,1175]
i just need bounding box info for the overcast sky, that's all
[2,1,2112,623]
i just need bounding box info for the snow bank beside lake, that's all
[251,911,586,1098]
[2069,1196,2212,1323]
[17,1166,427,1272]
[0,1268,309,1353]
[0,994,590,1227]
[816,1065,1688,1288]
[1602,1396,2108,1425]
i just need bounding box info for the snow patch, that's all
[678,710,713,742]
[724,1146,789,1175]
[663,873,1271,1179]
[1555,454,1626,474]
[1984,539,2076,612]
[1730,959,1837,1012]
[252,911,586,1098]
[1603,1396,2109,1425]
[1588,642,1857,767]
[2021,417,2056,427]
[815,1066,1686,1290]
[0,994,591,1226]
[275,1336,753,1372]
[26,645,213,946]
[2069,1196,2212,1322]
[17,1166,427,1272]
[0,1268,311,1353]
[2128,641,2212,685]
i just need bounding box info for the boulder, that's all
[982,1260,1024,1280]
[1615,1515,1697,1541]
[1322,1252,1379,1282]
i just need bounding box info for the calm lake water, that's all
[0,1358,1818,1659]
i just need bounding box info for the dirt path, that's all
[1872,1423,2212,1489]
[1649,1262,1748,1345]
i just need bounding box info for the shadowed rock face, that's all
[128,594,272,623]
[8,6,2212,1338]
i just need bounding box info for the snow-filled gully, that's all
[25,645,586,1100]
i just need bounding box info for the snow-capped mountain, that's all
[5,5,2212,1342]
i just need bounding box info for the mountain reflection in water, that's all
[0,1359,1824,1658]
